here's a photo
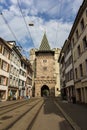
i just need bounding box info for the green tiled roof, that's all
[39,33,51,51]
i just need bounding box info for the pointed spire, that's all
[39,33,51,51]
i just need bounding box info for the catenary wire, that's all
[0,13,21,47]
[0,12,28,57]
[17,0,35,48]
[43,0,59,15]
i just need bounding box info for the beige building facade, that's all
[53,48,61,96]
[0,38,12,101]
[59,0,87,103]
[8,41,21,100]
[30,33,61,97]
[71,0,87,103]
[0,38,33,101]
[59,39,74,101]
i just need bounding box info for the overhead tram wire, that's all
[0,13,21,47]
[17,0,35,48]
[0,13,22,48]
[0,12,27,57]
[43,1,59,15]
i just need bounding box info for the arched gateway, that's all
[41,85,49,97]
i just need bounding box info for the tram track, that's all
[0,100,27,109]
[0,98,38,109]
[26,101,44,130]
[0,98,75,130]
[0,98,44,130]
[0,98,39,116]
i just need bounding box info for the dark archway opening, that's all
[41,85,49,97]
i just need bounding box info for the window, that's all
[65,72,69,82]
[75,68,78,79]
[77,45,81,56]
[15,57,17,64]
[76,29,79,39]
[65,44,71,56]
[57,88,59,91]
[11,65,13,73]
[0,59,1,68]
[3,48,9,58]
[0,45,2,53]
[10,75,12,85]
[10,53,13,61]
[10,75,12,79]
[83,36,87,49]
[71,37,75,48]
[14,67,16,75]
[19,79,22,86]
[80,18,84,30]
[21,62,24,67]
[43,67,47,71]
[70,69,73,80]
[72,38,74,44]
[2,61,8,71]
[24,64,26,69]
[86,9,87,17]
[0,76,7,85]
[16,79,18,86]
[79,64,83,77]
[20,69,22,75]
[85,60,87,73]
[43,60,47,63]
[22,81,25,86]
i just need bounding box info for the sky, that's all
[0,0,83,58]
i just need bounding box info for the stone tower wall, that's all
[36,53,55,78]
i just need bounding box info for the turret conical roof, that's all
[39,33,51,51]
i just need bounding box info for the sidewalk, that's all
[56,98,87,130]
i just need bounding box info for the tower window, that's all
[43,67,47,71]
[43,60,47,63]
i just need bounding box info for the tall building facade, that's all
[71,0,87,103]
[59,0,87,103]
[0,38,33,101]
[30,33,61,97]
[0,38,12,101]
[8,41,21,100]
[59,40,74,101]
[53,48,61,97]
